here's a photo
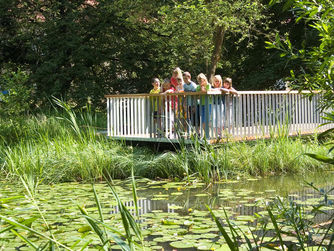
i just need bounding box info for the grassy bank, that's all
[0,109,331,184]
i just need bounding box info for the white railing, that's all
[105,91,333,141]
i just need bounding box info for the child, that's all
[196,73,211,135]
[161,78,174,93]
[212,75,224,137]
[183,72,197,92]
[196,73,211,92]
[221,77,237,129]
[149,78,161,135]
[183,72,197,127]
[161,78,176,137]
[150,78,160,94]
[212,75,222,89]
[222,77,237,94]
[171,67,184,92]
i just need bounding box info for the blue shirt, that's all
[183,81,197,105]
[183,81,197,92]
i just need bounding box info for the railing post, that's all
[107,98,110,137]
[204,94,210,139]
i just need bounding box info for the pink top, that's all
[170,77,178,88]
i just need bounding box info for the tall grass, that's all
[209,185,334,250]
[0,101,332,184]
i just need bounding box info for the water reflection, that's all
[107,172,334,224]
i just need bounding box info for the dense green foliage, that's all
[0,69,32,116]
[0,0,321,108]
[267,0,334,108]
[266,0,334,166]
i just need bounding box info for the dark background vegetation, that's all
[0,0,318,109]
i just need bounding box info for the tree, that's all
[157,0,265,81]
[266,0,334,109]
[1,0,175,107]
[266,0,334,165]
[2,0,318,108]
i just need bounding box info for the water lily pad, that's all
[168,205,183,210]
[236,215,255,222]
[191,228,212,234]
[191,210,209,217]
[183,220,194,226]
[195,193,209,197]
[153,237,173,243]
[171,192,183,196]
[169,240,194,249]
[215,244,231,250]
[151,245,163,250]
[182,234,202,240]
[151,197,166,201]
[161,219,179,225]
[153,194,169,198]
[264,190,276,193]
[201,233,218,239]
[196,243,222,250]
[247,178,258,181]
[243,203,256,207]
[77,225,91,233]
[110,245,122,250]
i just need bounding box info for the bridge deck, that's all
[106,123,328,144]
[105,91,333,144]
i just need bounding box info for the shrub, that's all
[0,69,32,117]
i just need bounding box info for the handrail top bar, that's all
[105,90,321,98]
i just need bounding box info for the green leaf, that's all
[304,153,334,165]
[282,0,294,11]
[207,206,238,251]
[92,185,104,224]
[78,205,107,249]
[131,167,139,220]
[267,208,284,250]
[0,215,71,250]
[10,228,38,249]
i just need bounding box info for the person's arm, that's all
[229,87,238,95]
[164,89,174,94]
[220,87,230,94]
[196,85,202,92]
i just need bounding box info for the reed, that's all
[209,184,334,250]
[0,102,332,183]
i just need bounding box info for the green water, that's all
[1,171,334,250]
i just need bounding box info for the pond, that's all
[1,171,334,250]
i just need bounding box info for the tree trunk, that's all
[208,25,225,82]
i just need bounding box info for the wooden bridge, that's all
[105,91,333,143]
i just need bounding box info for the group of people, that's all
[149,67,237,96]
[149,67,238,137]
